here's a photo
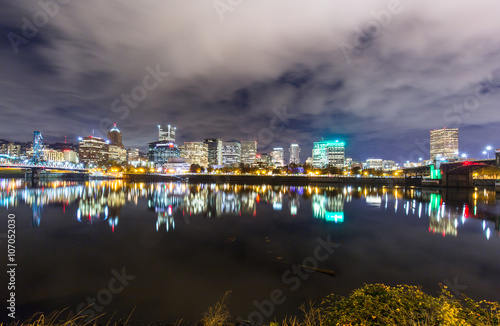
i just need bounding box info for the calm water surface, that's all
[0,179,499,324]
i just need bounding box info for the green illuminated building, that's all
[312,140,345,168]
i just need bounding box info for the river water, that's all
[0,179,499,324]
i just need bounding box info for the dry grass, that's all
[200,291,232,326]
[0,307,133,326]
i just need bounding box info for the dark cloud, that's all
[1,0,500,162]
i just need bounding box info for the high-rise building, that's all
[257,153,272,165]
[108,124,123,148]
[204,138,222,166]
[430,128,459,160]
[78,136,109,166]
[127,148,140,161]
[222,142,241,166]
[270,147,285,166]
[148,141,181,166]
[313,140,345,168]
[289,143,300,164]
[241,141,257,165]
[181,142,209,168]
[158,124,176,142]
[109,145,127,163]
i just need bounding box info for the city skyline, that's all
[1,124,498,165]
[1,1,500,163]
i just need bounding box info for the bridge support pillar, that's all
[442,172,474,188]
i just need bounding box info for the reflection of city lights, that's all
[0,179,497,239]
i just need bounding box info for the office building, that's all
[162,158,191,174]
[148,141,181,166]
[63,149,79,163]
[127,148,140,161]
[108,124,123,148]
[270,147,285,166]
[78,136,109,166]
[257,153,272,165]
[158,124,176,142]
[365,158,383,170]
[241,140,257,165]
[312,140,345,168]
[180,142,208,168]
[222,142,241,166]
[204,138,223,166]
[382,160,397,171]
[430,128,459,160]
[289,143,300,164]
[44,149,64,162]
[109,145,127,163]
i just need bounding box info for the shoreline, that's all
[0,171,496,187]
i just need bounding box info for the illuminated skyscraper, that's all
[222,142,241,166]
[148,141,180,166]
[241,141,257,165]
[78,136,109,166]
[181,142,209,168]
[289,143,300,164]
[108,124,123,148]
[204,138,222,166]
[312,140,345,168]
[158,124,176,142]
[430,128,458,160]
[270,147,285,166]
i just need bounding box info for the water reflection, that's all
[0,179,498,239]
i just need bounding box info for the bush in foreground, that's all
[2,284,499,326]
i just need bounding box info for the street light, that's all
[483,150,487,158]
[461,153,467,159]
[485,146,493,159]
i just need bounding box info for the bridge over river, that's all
[402,151,500,187]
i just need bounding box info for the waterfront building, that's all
[430,128,459,160]
[257,153,272,165]
[365,158,383,170]
[382,160,398,171]
[305,157,313,166]
[108,124,123,148]
[181,142,209,168]
[313,140,345,168]
[222,142,241,166]
[63,149,79,163]
[289,143,300,164]
[344,157,353,168]
[148,141,181,166]
[109,145,127,163]
[43,149,64,162]
[127,148,140,161]
[162,158,191,174]
[270,147,285,166]
[0,142,22,157]
[241,141,257,165]
[204,138,223,166]
[158,124,176,142]
[78,136,109,166]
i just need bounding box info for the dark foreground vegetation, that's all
[3,284,500,326]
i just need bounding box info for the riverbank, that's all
[5,284,499,326]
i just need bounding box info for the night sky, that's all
[1,0,500,163]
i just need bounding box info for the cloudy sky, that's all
[1,0,500,163]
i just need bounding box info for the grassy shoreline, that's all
[3,284,499,326]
